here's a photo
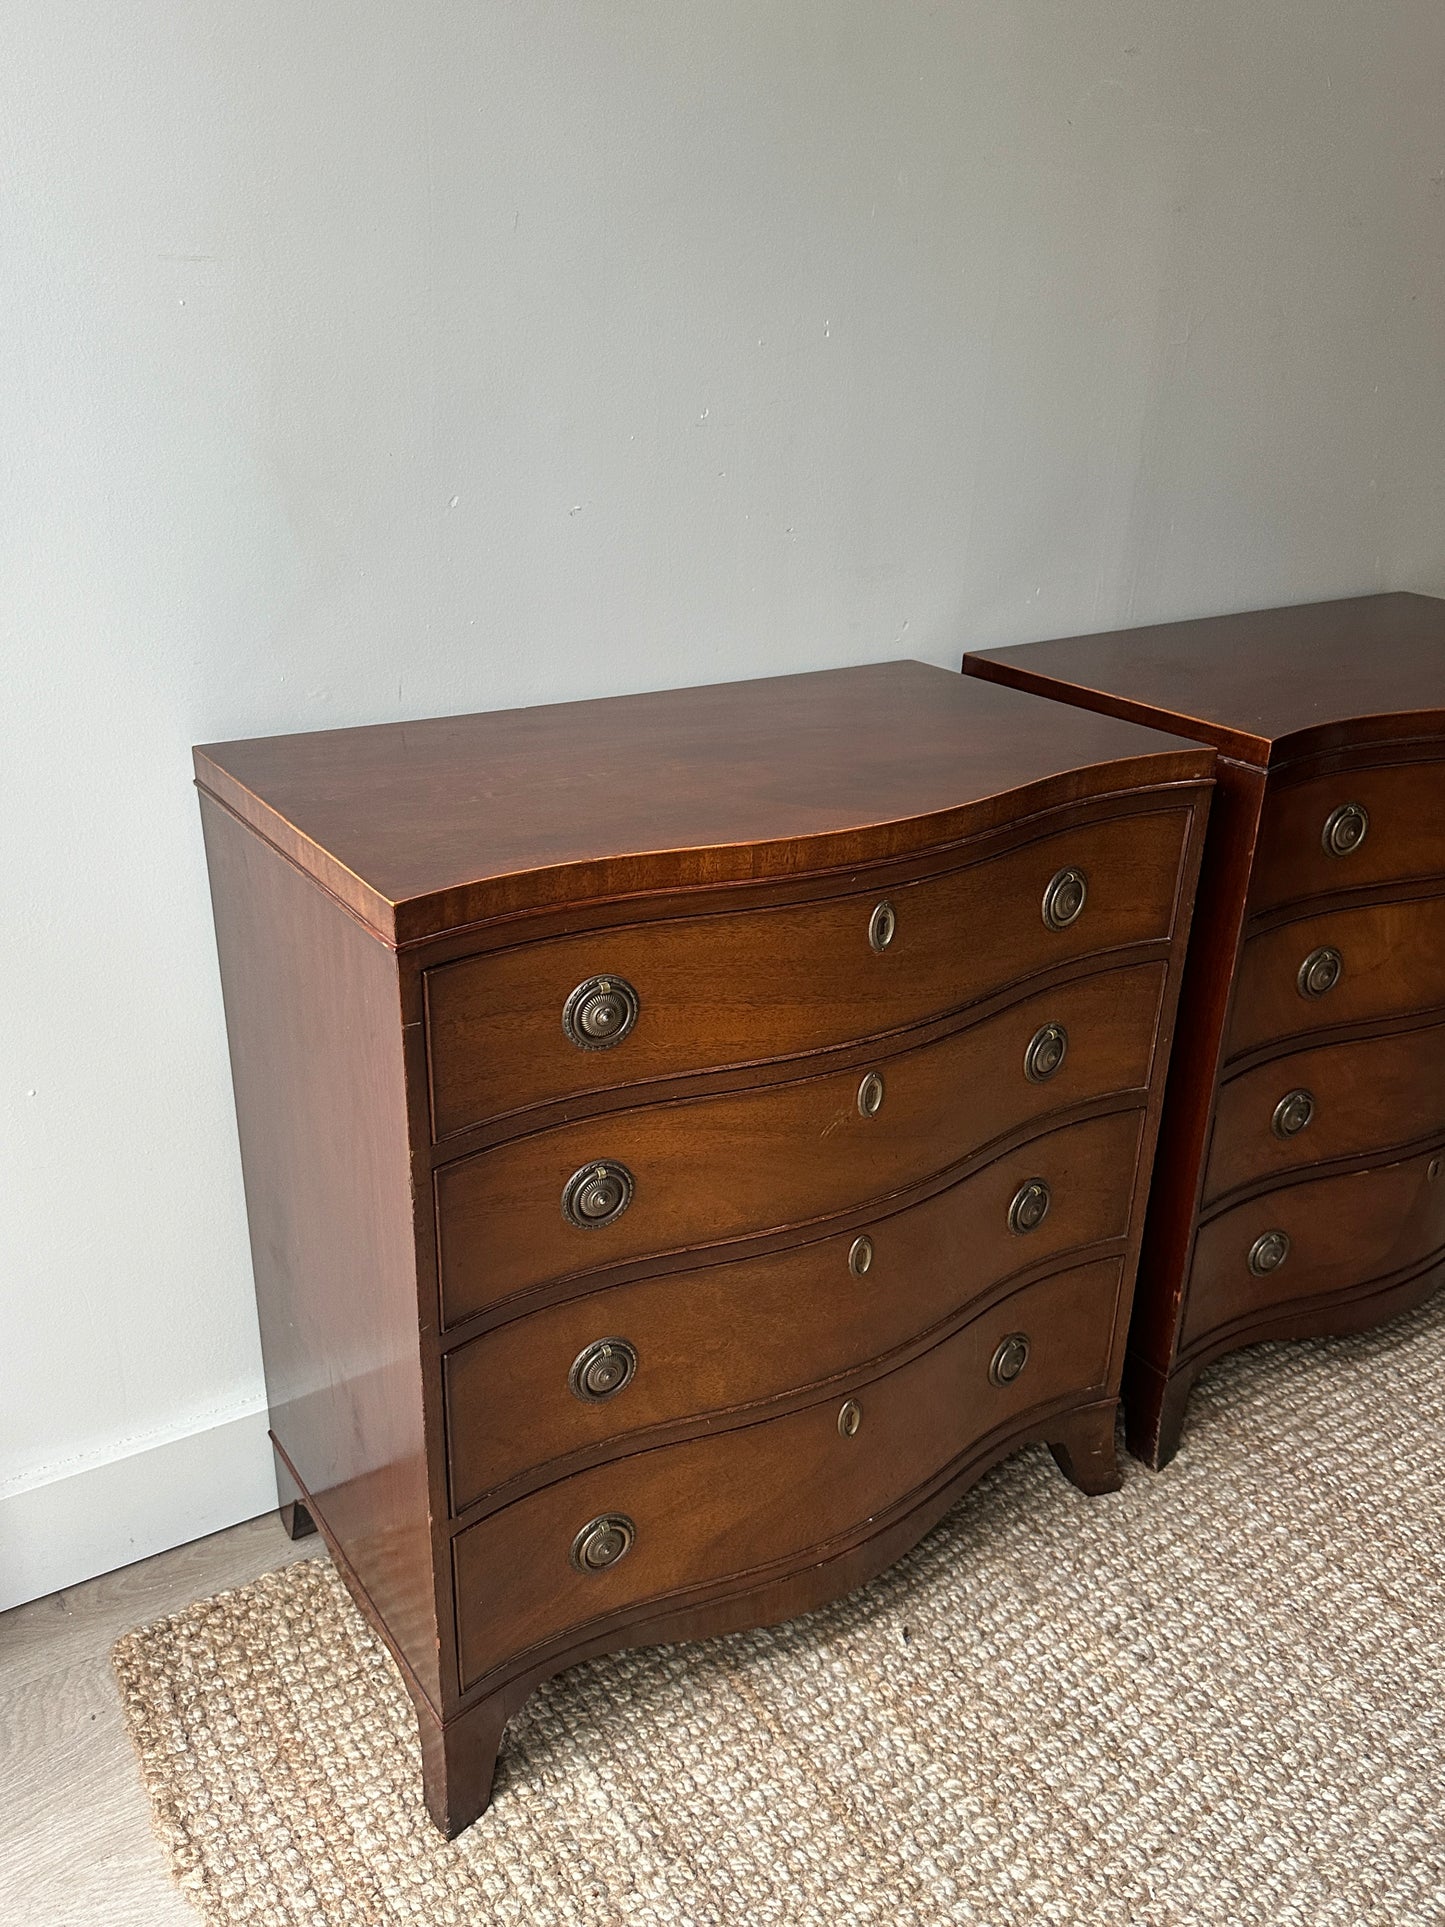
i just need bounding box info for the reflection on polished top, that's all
[194,659,1213,939]
[967,592,1445,764]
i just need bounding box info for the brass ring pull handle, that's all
[568,1338,638,1402]
[1008,1178,1051,1235]
[1297,947,1343,999]
[570,1514,635,1573]
[1248,1230,1291,1277]
[1042,867,1087,931]
[562,976,640,1050]
[1024,1022,1068,1083]
[561,1160,634,1229]
[1322,803,1369,857]
[1272,1089,1315,1139]
[989,1333,1031,1386]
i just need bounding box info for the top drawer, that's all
[425,806,1190,1138]
[1249,758,1445,917]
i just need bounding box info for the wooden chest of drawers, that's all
[196,662,1212,1833]
[965,593,1445,1467]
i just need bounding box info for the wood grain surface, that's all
[194,660,1213,942]
[425,804,1190,1138]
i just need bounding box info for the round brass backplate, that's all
[562,975,640,1051]
[568,1337,638,1403]
[1024,1022,1068,1083]
[1042,867,1088,931]
[1271,1089,1315,1140]
[1297,947,1343,999]
[1248,1230,1291,1277]
[1008,1178,1051,1235]
[848,1234,874,1277]
[1322,802,1369,857]
[838,1398,862,1438]
[989,1333,1031,1386]
[570,1514,635,1573]
[561,1160,635,1229]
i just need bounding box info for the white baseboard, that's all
[0,1405,278,1612]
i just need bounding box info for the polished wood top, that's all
[965,593,1445,766]
[195,660,1212,945]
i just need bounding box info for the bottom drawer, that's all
[453,1256,1123,1689]
[1183,1144,1445,1350]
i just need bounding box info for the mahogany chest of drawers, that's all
[966,593,1445,1467]
[196,661,1212,1834]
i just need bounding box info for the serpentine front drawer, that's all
[452,1256,1126,1692]
[965,591,1445,1468]
[443,1106,1145,1511]
[424,805,1191,1139]
[434,959,1164,1324]
[195,657,1211,1834]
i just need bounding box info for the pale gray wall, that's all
[4,2,1443,1602]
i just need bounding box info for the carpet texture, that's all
[113,1298,1445,1927]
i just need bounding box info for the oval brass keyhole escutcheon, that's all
[1272,1089,1315,1140]
[1248,1229,1291,1277]
[1024,1022,1068,1084]
[1322,802,1369,857]
[1042,867,1087,931]
[562,1160,634,1229]
[869,900,897,952]
[989,1333,1031,1386]
[1297,946,1343,999]
[570,1514,635,1573]
[1008,1178,1051,1235]
[857,1071,885,1118]
[569,1337,638,1403]
[848,1234,874,1277]
[562,976,640,1051]
[1428,1156,1442,1183]
[838,1398,862,1438]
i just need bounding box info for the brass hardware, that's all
[1024,1022,1068,1083]
[569,1338,638,1403]
[1008,1178,1051,1235]
[1042,867,1087,931]
[562,975,640,1051]
[1322,802,1369,858]
[857,1071,885,1117]
[1429,1156,1442,1183]
[1297,946,1343,999]
[848,1234,874,1277]
[1248,1230,1291,1277]
[838,1398,862,1438]
[1271,1089,1315,1140]
[570,1514,635,1573]
[989,1333,1030,1386]
[561,1160,634,1229]
[868,900,897,952]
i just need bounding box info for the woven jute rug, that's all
[113,1298,1445,1927]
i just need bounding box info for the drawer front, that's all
[1204,1017,1445,1206]
[1226,889,1445,1062]
[436,960,1165,1325]
[453,1256,1123,1687]
[445,1107,1144,1510]
[1183,1145,1445,1349]
[425,808,1189,1138]
[1250,759,1445,917]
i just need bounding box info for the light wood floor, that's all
[0,1512,317,1927]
